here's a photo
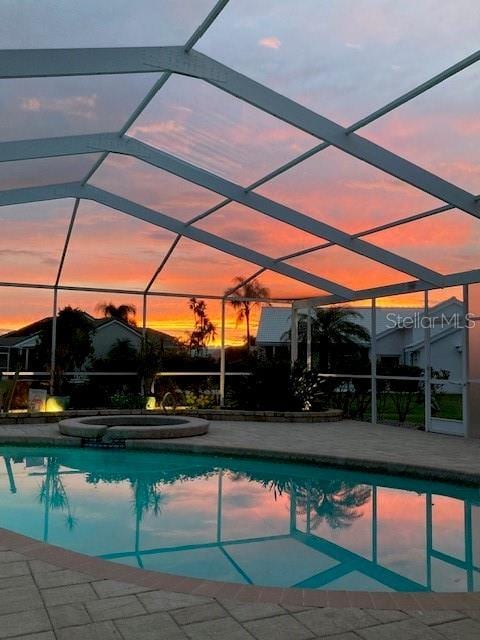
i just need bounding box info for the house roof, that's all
[0,314,178,349]
[0,317,51,340]
[256,299,463,345]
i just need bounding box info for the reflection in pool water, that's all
[1,446,479,592]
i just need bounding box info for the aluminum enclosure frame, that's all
[1,0,479,433]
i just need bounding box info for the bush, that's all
[225,353,300,410]
[377,363,423,425]
[109,393,146,410]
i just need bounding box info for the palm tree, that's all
[290,306,370,371]
[226,277,270,350]
[187,298,217,356]
[96,302,137,326]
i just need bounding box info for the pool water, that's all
[1,446,479,592]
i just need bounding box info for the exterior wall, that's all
[92,324,141,359]
[374,329,406,358]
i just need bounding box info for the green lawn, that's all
[374,393,462,426]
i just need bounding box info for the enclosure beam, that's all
[3,46,479,220]
[0,181,353,297]
[199,52,480,219]
[144,235,181,293]
[0,132,445,285]
[244,49,480,192]
[79,0,231,189]
[55,198,80,287]
[0,182,80,206]
[82,186,355,298]
[110,137,446,285]
[0,280,290,303]
[0,46,228,82]
[294,268,480,308]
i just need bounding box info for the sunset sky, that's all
[0,0,479,343]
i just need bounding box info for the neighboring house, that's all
[0,317,52,372]
[0,314,178,372]
[91,318,178,360]
[256,298,464,391]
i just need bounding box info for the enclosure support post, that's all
[216,470,223,544]
[426,492,433,590]
[306,306,312,371]
[424,290,431,432]
[49,288,58,396]
[371,298,377,425]
[220,298,226,407]
[291,305,298,367]
[463,285,469,437]
[141,293,147,396]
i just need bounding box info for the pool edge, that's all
[0,526,478,610]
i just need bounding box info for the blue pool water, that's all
[0,445,479,592]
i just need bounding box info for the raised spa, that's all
[58,415,209,443]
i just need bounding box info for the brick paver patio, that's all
[1,538,480,640]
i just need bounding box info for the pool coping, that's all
[1,428,480,609]
[1,427,479,485]
[0,526,478,611]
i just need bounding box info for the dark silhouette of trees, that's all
[288,306,370,372]
[96,302,137,326]
[187,298,216,356]
[35,307,94,391]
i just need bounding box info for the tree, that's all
[187,298,217,356]
[226,276,270,350]
[35,307,94,392]
[95,301,137,326]
[292,306,370,372]
[96,338,139,372]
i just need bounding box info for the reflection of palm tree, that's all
[295,481,371,530]
[235,472,371,530]
[38,458,77,542]
[3,457,17,494]
[130,478,164,564]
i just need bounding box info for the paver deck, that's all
[0,419,479,638]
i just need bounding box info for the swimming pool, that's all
[1,445,479,592]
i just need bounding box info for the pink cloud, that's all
[258,36,281,49]
[20,94,98,119]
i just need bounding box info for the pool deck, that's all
[0,419,480,639]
